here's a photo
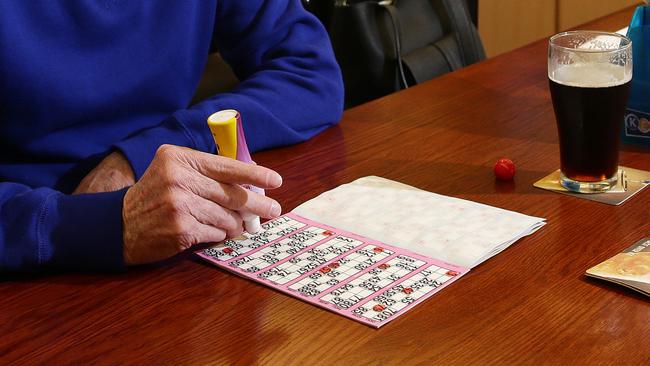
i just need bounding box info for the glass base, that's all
[560,172,618,193]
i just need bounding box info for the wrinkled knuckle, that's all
[159,168,177,186]
[178,232,195,247]
[165,193,186,215]
[156,144,175,159]
[176,236,193,251]
[211,160,228,176]
[180,176,203,193]
[174,224,196,250]
[175,197,190,215]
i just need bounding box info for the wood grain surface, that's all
[1,7,648,366]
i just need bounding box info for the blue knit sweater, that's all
[0,0,343,271]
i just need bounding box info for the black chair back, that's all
[304,0,485,108]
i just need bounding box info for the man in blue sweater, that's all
[0,1,344,271]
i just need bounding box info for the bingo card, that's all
[197,213,468,328]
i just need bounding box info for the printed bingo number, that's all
[228,227,330,273]
[202,216,306,260]
[353,266,459,322]
[289,244,393,297]
[258,235,363,285]
[320,255,426,310]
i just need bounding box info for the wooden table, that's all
[2,7,648,366]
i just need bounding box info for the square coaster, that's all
[533,166,650,205]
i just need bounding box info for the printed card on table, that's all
[197,213,467,328]
[586,238,650,297]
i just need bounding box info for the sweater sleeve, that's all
[114,0,344,179]
[0,183,126,272]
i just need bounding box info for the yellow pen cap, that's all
[207,109,239,159]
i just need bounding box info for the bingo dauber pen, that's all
[207,109,263,234]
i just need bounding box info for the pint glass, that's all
[548,31,632,193]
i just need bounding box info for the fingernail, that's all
[270,201,282,217]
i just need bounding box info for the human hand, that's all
[73,151,136,194]
[122,144,282,265]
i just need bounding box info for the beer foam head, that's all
[549,63,631,88]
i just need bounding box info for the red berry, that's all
[494,158,516,180]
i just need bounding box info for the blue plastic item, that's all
[624,6,650,147]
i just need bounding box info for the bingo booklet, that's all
[197,176,546,328]
[198,213,467,328]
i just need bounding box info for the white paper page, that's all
[292,176,546,269]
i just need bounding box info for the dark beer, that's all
[549,66,631,182]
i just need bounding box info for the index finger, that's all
[179,148,283,189]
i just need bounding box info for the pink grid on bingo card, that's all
[197,212,468,328]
